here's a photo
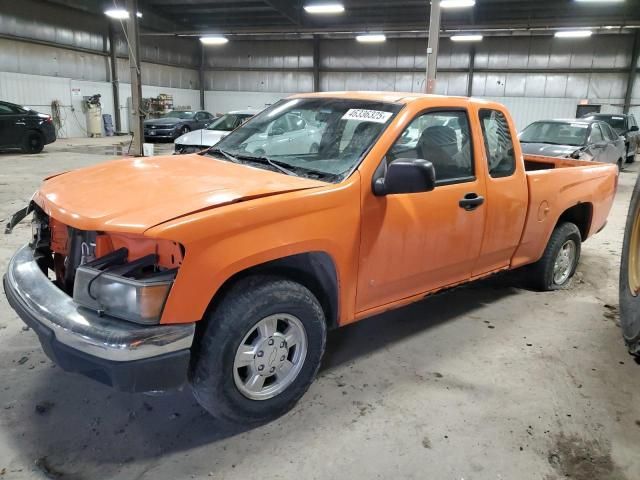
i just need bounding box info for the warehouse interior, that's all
[2,1,640,479]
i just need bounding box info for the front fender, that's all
[147,174,362,326]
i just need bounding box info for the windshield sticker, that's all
[342,109,393,124]
[570,124,589,128]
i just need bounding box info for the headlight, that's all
[73,265,174,325]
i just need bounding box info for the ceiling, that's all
[136,0,640,35]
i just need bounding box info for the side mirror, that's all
[373,159,436,196]
[630,125,639,132]
[269,127,285,137]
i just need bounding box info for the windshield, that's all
[161,111,195,120]
[520,121,589,147]
[207,113,253,131]
[208,98,403,181]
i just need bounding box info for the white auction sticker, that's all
[342,109,393,124]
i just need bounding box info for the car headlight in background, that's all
[73,266,175,325]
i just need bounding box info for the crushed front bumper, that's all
[3,244,195,392]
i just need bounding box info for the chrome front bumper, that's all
[4,244,195,362]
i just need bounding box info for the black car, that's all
[581,113,639,163]
[143,110,214,142]
[0,101,56,154]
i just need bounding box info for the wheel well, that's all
[210,252,340,330]
[557,203,593,241]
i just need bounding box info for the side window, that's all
[479,109,516,178]
[0,104,14,115]
[388,110,473,183]
[631,116,637,128]
[603,124,617,141]
[288,114,306,131]
[590,124,604,143]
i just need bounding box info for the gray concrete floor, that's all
[0,137,639,480]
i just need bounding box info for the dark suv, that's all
[581,113,639,163]
[0,101,57,154]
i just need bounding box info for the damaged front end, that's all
[3,203,194,392]
[25,204,183,325]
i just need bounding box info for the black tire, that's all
[626,143,635,164]
[618,158,624,172]
[21,131,44,154]
[177,126,190,138]
[528,222,582,291]
[190,275,327,425]
[620,173,640,355]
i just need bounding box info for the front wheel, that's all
[528,222,581,291]
[190,276,327,424]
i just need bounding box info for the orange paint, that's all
[31,93,617,327]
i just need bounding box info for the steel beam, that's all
[467,45,475,98]
[625,30,640,114]
[127,0,144,156]
[199,42,206,109]
[313,36,321,92]
[108,23,122,134]
[426,0,441,93]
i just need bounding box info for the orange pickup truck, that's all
[4,92,617,424]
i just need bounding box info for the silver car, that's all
[519,119,626,169]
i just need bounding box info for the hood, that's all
[520,142,579,157]
[34,154,325,234]
[176,129,228,147]
[144,117,182,126]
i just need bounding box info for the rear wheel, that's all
[21,131,44,154]
[190,275,327,424]
[620,174,640,355]
[528,222,581,291]
[626,143,636,164]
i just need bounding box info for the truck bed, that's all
[511,154,618,269]
[524,154,606,171]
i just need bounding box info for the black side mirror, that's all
[630,125,639,132]
[373,159,436,196]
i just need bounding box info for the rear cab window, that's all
[479,109,516,178]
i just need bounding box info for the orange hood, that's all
[34,154,325,234]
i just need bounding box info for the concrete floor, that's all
[0,137,639,480]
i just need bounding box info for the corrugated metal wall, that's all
[2,0,639,135]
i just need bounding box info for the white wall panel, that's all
[205,91,290,115]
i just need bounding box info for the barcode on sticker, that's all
[342,109,393,124]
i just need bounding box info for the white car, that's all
[240,112,323,156]
[174,110,258,154]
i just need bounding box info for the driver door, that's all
[356,109,487,313]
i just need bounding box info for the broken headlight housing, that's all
[73,248,176,325]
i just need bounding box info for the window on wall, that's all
[479,109,516,178]
[387,110,474,184]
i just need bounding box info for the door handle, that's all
[459,193,485,211]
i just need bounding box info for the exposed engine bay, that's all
[27,203,184,324]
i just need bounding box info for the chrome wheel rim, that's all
[233,313,307,401]
[553,240,576,285]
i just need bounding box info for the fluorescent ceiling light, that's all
[441,0,476,8]
[136,11,143,18]
[200,36,229,45]
[356,34,387,43]
[104,8,129,19]
[304,3,345,14]
[451,34,483,42]
[554,30,593,38]
[575,0,623,3]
